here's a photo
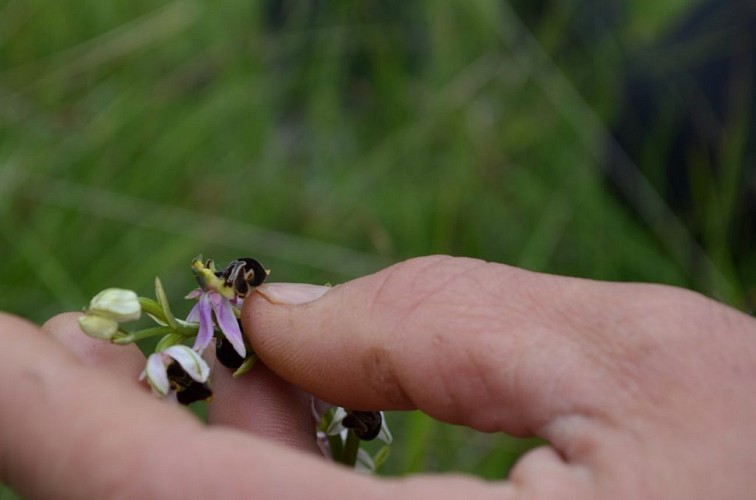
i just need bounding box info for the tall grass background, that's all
[1,0,753,495]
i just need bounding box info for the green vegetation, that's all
[1,0,751,491]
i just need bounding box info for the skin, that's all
[1,255,755,499]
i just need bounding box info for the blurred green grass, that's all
[0,0,752,493]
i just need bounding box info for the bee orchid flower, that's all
[312,398,393,471]
[141,345,211,405]
[185,258,267,358]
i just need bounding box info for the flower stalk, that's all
[342,430,361,467]
[111,325,178,345]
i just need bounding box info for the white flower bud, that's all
[78,314,119,340]
[88,288,141,322]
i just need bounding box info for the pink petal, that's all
[191,293,214,354]
[185,288,202,300]
[210,293,245,358]
[185,302,201,323]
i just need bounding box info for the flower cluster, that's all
[78,256,266,403]
[77,256,392,470]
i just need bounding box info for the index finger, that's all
[0,314,522,499]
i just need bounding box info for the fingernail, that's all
[255,283,330,305]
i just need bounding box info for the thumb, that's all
[242,255,635,436]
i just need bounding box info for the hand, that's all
[2,256,755,499]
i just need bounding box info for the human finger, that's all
[0,312,197,497]
[43,313,320,453]
[243,255,755,438]
[244,256,611,431]
[42,312,147,383]
[0,312,524,500]
[207,357,320,454]
[44,311,319,453]
[242,255,756,498]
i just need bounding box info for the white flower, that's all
[141,345,211,404]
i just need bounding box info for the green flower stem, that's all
[328,433,344,463]
[173,322,199,336]
[112,326,175,345]
[342,430,361,468]
[139,296,198,337]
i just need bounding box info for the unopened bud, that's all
[89,288,141,322]
[78,314,119,340]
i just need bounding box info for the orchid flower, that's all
[141,345,211,405]
[326,407,393,444]
[185,258,267,359]
[312,398,392,471]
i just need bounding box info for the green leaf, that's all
[154,276,179,331]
